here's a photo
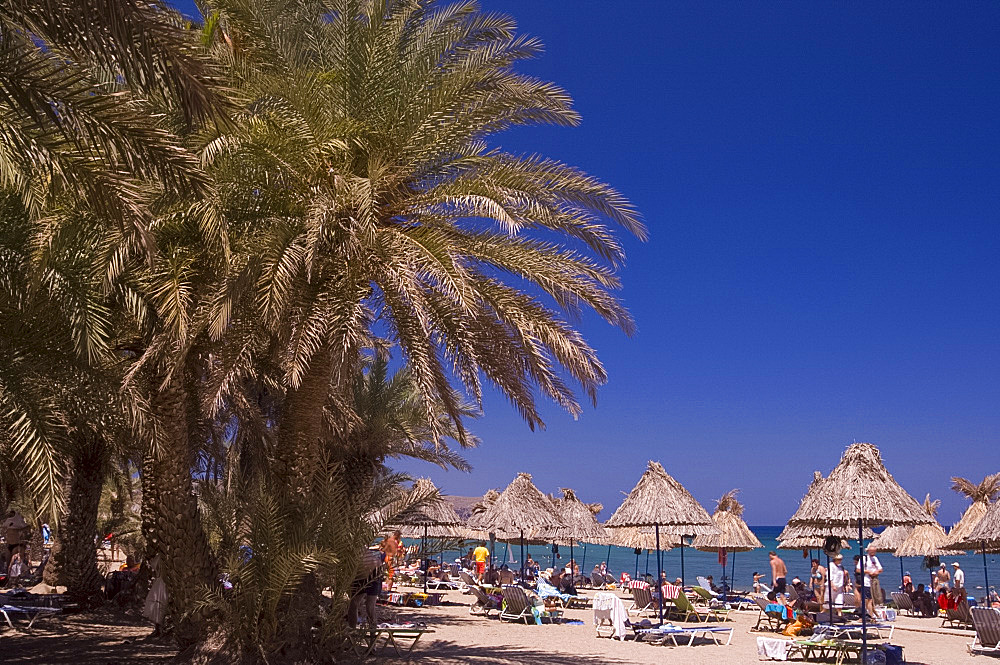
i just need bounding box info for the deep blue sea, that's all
[416,526,997,595]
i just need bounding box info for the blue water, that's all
[424,526,998,595]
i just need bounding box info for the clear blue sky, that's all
[174,1,1000,525]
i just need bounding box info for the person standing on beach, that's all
[379,530,402,591]
[829,553,849,613]
[810,558,827,604]
[472,543,490,581]
[864,544,883,607]
[769,551,788,594]
[952,562,964,589]
[934,563,950,591]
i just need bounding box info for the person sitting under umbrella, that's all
[787,577,822,615]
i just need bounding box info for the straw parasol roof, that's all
[693,490,763,553]
[605,461,719,536]
[784,443,930,531]
[894,495,955,558]
[394,478,466,538]
[603,526,679,550]
[869,526,913,553]
[777,523,876,541]
[466,472,566,540]
[551,488,608,546]
[778,536,849,551]
[946,474,1000,549]
[959,497,1000,551]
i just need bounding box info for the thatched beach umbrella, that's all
[551,489,606,576]
[693,490,762,598]
[606,461,718,624]
[783,443,930,659]
[870,525,914,582]
[602,526,680,578]
[394,478,465,592]
[945,474,1000,597]
[466,473,566,579]
[870,526,912,553]
[778,535,850,551]
[951,495,1000,598]
[895,496,953,558]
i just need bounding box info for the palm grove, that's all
[0,0,644,659]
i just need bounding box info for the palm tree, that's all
[0,0,223,252]
[201,0,645,505]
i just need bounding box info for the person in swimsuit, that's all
[934,563,951,591]
[810,558,827,605]
[379,530,402,591]
[769,551,788,594]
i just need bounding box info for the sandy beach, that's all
[382,586,979,664]
[2,584,980,664]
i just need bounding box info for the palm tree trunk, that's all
[146,376,216,647]
[275,346,337,502]
[43,437,107,601]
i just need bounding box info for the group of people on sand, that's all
[899,560,969,618]
[756,545,893,621]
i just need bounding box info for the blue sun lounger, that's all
[1,604,61,630]
[635,623,734,646]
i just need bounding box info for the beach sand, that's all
[0,586,980,663]
[382,586,977,664]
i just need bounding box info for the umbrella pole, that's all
[645,548,650,576]
[732,551,737,596]
[984,543,991,604]
[570,541,574,581]
[581,542,587,573]
[520,530,525,582]
[635,549,639,579]
[899,556,904,587]
[720,548,726,602]
[859,518,867,663]
[827,551,833,626]
[655,524,663,626]
[503,540,509,568]
[680,537,686,588]
[607,543,613,571]
[423,525,428,594]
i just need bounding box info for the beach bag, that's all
[883,645,904,665]
[863,650,886,665]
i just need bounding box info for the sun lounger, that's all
[593,592,628,640]
[890,591,918,617]
[590,572,605,589]
[468,585,499,616]
[628,585,658,617]
[350,622,433,658]
[815,620,895,641]
[636,624,734,647]
[970,607,1000,655]
[696,577,719,596]
[692,586,716,605]
[0,604,61,631]
[751,595,791,632]
[670,591,731,623]
[943,600,975,629]
[500,585,562,624]
[535,579,590,609]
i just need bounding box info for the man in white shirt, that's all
[863,544,884,615]
[952,562,965,589]
[829,553,849,614]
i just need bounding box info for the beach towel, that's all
[593,592,628,640]
[757,636,792,660]
[662,583,681,599]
